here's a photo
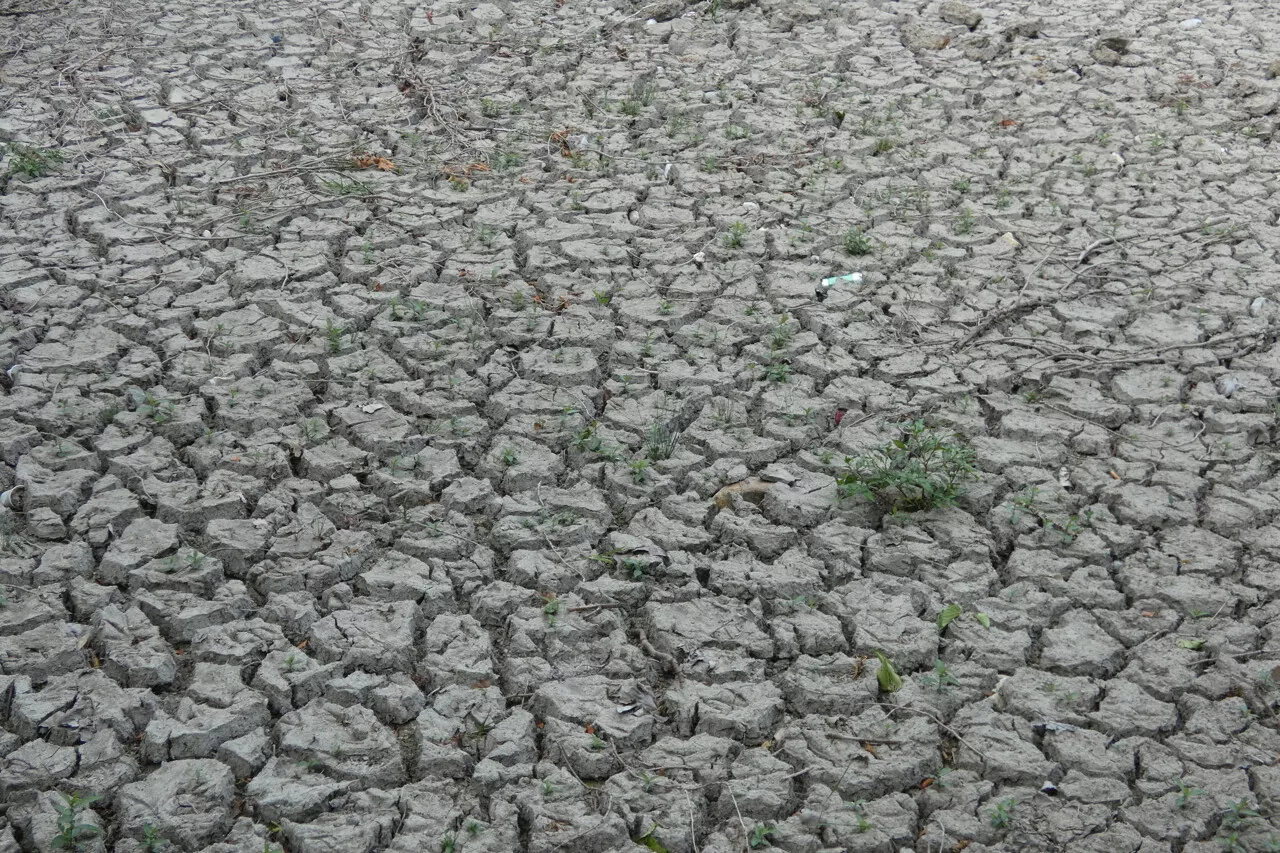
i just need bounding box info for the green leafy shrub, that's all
[837,419,976,512]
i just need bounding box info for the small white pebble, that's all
[1249,296,1267,316]
[1180,17,1202,28]
[692,251,706,264]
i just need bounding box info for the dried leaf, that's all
[353,153,397,171]
[712,477,775,509]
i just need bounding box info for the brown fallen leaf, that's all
[353,153,397,171]
[712,477,775,509]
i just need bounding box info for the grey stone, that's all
[0,621,89,684]
[309,599,418,674]
[665,681,784,745]
[951,704,1056,784]
[216,727,271,778]
[245,757,352,823]
[645,598,773,660]
[1091,680,1178,737]
[1038,609,1126,678]
[116,759,236,848]
[777,709,939,800]
[97,517,180,584]
[141,665,270,761]
[277,700,406,789]
[8,669,151,745]
[280,788,400,853]
[939,2,981,29]
[420,612,496,686]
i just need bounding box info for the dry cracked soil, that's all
[2,0,1280,850]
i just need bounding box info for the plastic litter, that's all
[0,486,22,510]
[816,272,863,301]
[1036,720,1078,733]
[821,272,863,288]
[1250,296,1267,317]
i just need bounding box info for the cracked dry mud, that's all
[2,0,1280,850]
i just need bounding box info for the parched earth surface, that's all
[2,0,1280,849]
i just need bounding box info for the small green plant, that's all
[466,717,495,743]
[724,123,751,140]
[465,821,482,836]
[140,823,169,851]
[954,206,975,235]
[847,800,874,833]
[644,421,680,461]
[629,459,651,485]
[1220,832,1249,853]
[321,178,369,196]
[873,137,895,155]
[658,299,673,314]
[3,143,63,181]
[1221,798,1260,830]
[842,226,872,256]
[769,319,794,352]
[747,823,775,849]
[541,593,560,627]
[762,359,791,383]
[500,447,519,467]
[836,419,977,512]
[440,833,457,853]
[130,389,175,425]
[52,792,101,851]
[988,797,1016,829]
[324,318,347,353]
[920,659,960,692]
[723,221,749,248]
[1175,779,1204,809]
[593,289,612,306]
